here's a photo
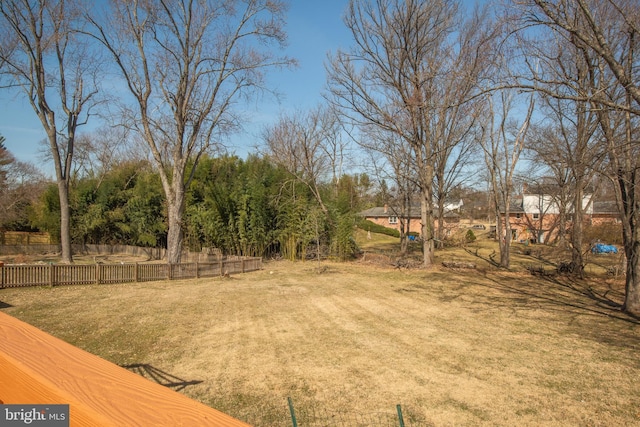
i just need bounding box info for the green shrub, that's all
[357,219,400,238]
[465,229,476,243]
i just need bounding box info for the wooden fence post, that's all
[135,263,139,282]
[96,264,101,285]
[48,264,54,287]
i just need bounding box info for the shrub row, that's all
[357,219,400,238]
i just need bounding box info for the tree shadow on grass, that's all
[121,363,203,392]
[472,272,640,352]
[463,247,501,268]
[462,246,636,320]
[484,274,628,316]
[0,300,13,309]
[464,246,561,270]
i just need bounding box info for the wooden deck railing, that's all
[0,312,250,426]
[0,258,262,289]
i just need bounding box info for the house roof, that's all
[358,206,460,219]
[502,200,619,216]
[498,198,524,214]
[358,207,393,217]
[509,199,525,213]
[592,201,619,215]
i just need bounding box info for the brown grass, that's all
[1,240,638,426]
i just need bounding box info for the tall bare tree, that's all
[529,95,601,275]
[512,0,608,275]
[88,0,294,263]
[327,0,496,267]
[516,0,640,316]
[359,126,419,255]
[0,0,100,262]
[72,124,134,180]
[480,90,535,268]
[596,79,640,315]
[432,116,480,246]
[262,106,334,219]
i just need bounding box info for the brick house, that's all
[502,189,620,243]
[358,204,461,237]
[589,201,621,226]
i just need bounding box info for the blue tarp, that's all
[591,243,618,254]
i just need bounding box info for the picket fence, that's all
[0,257,262,289]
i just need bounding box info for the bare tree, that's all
[512,0,609,275]
[528,95,601,274]
[262,106,334,219]
[87,0,294,263]
[596,80,640,315]
[0,0,100,263]
[432,117,481,246]
[359,126,420,255]
[72,124,134,180]
[0,135,47,236]
[524,134,573,245]
[327,0,496,267]
[480,90,535,268]
[516,0,640,316]
[0,162,46,233]
[320,108,351,199]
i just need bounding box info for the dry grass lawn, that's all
[1,247,639,426]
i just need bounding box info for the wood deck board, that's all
[0,312,250,426]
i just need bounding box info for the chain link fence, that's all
[230,398,429,427]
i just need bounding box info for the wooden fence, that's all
[0,258,262,289]
[0,231,51,245]
[0,244,227,262]
[0,243,165,259]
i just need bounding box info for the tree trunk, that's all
[571,186,584,277]
[623,243,640,317]
[497,190,511,268]
[557,197,567,247]
[57,180,73,264]
[436,200,445,250]
[420,194,435,268]
[399,222,408,255]
[500,214,511,268]
[165,182,186,264]
[619,167,640,317]
[399,192,411,256]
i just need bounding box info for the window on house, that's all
[388,216,398,224]
[533,213,540,219]
[515,213,522,219]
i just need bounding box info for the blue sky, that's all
[0,0,353,169]
[1,0,487,171]
[227,0,353,155]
